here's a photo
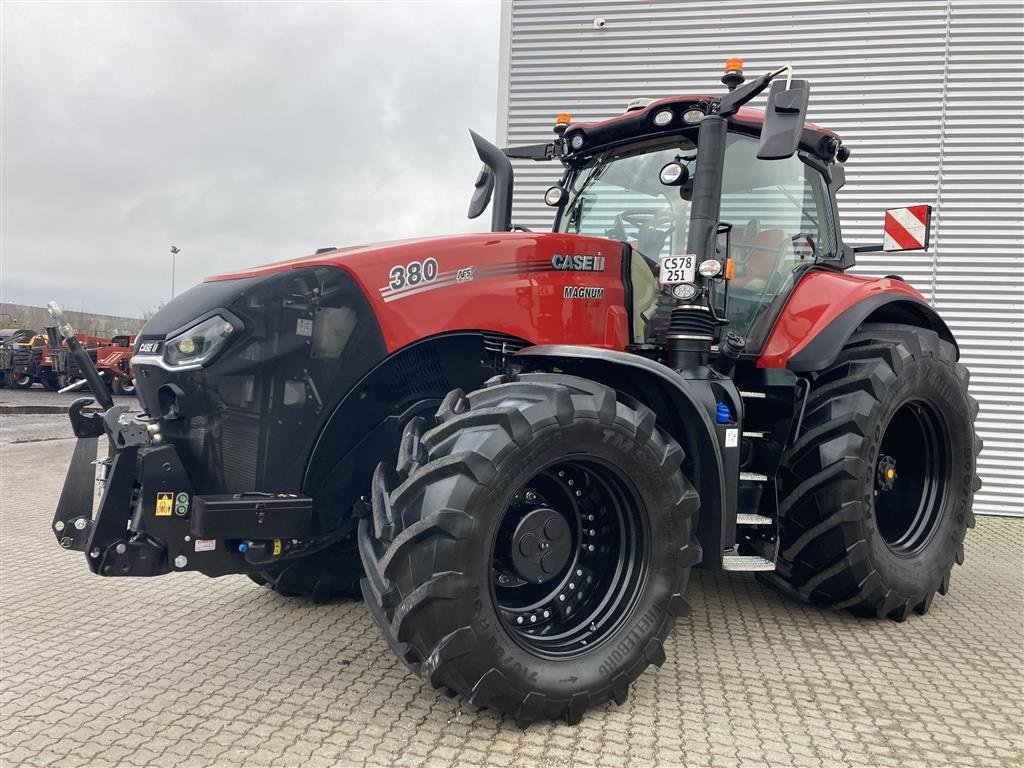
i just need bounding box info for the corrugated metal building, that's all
[496,0,1023,516]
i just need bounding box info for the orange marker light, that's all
[555,112,572,126]
[724,258,736,280]
[724,57,744,73]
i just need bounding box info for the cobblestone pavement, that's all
[1,435,1022,768]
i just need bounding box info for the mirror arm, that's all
[717,66,788,116]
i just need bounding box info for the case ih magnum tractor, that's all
[50,61,980,726]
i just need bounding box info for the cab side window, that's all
[719,134,836,340]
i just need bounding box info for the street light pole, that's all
[169,245,180,299]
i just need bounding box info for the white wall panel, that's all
[500,0,1024,514]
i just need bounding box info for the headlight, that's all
[163,315,236,367]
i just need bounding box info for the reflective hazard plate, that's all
[658,254,697,285]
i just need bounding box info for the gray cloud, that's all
[1,1,500,316]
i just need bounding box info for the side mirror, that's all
[467,164,494,219]
[757,79,810,160]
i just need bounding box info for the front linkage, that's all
[48,303,315,579]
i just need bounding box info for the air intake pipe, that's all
[469,130,514,232]
[667,115,728,371]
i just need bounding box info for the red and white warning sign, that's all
[883,205,932,252]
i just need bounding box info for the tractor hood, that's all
[200,231,631,352]
[204,233,542,283]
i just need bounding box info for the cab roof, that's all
[562,93,839,160]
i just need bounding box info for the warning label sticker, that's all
[194,539,216,552]
[155,492,174,517]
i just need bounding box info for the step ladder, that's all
[723,389,781,572]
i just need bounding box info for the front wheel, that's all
[10,373,33,389]
[764,323,981,620]
[360,373,700,726]
[110,378,135,396]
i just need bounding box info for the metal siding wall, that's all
[502,0,1024,515]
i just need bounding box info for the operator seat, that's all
[630,249,660,342]
[732,226,789,293]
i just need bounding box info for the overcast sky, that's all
[1,1,501,317]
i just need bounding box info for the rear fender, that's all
[759,271,958,372]
[515,345,731,568]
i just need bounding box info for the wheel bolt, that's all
[587,514,594,521]
[530,615,537,623]
[575,491,582,497]
[543,610,550,618]
[569,582,575,590]
[567,479,574,486]
[558,594,566,601]
[589,529,596,536]
[576,569,583,576]
[587,544,595,552]
[517,616,524,624]
[558,471,565,477]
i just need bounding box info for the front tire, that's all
[111,378,135,396]
[10,373,33,389]
[360,373,700,725]
[765,323,981,620]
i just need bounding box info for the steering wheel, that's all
[608,208,675,259]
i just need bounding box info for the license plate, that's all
[658,254,696,285]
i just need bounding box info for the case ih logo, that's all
[551,253,605,272]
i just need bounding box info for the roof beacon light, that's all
[722,57,745,91]
[624,98,652,113]
[554,112,572,136]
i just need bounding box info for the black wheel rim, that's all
[874,399,951,556]
[491,457,648,658]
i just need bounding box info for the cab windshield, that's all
[558,132,837,343]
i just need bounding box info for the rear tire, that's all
[764,323,981,620]
[359,373,700,725]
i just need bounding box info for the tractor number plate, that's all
[658,254,696,285]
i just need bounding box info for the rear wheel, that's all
[359,373,700,725]
[764,323,981,620]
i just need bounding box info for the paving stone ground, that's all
[1,433,1022,767]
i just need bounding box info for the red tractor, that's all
[95,334,137,395]
[50,61,980,726]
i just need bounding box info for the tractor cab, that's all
[553,127,838,347]
[472,59,851,368]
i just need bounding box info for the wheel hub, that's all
[876,454,897,493]
[510,508,572,584]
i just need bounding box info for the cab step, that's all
[736,513,772,526]
[722,554,776,572]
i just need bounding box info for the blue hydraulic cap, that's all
[716,402,732,424]
[237,542,249,553]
